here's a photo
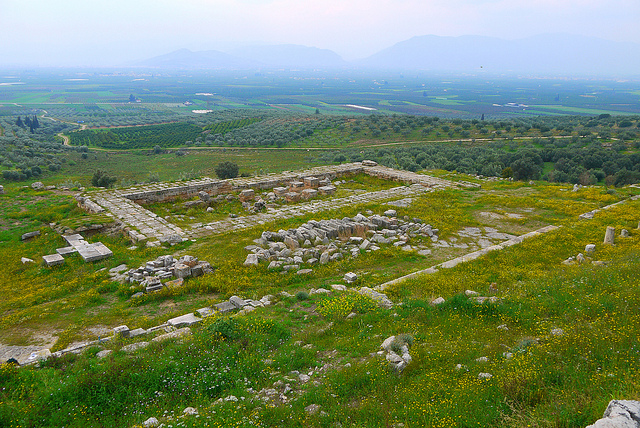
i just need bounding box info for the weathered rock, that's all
[21,257,34,264]
[586,400,640,428]
[621,229,630,238]
[343,272,358,283]
[153,327,192,342]
[174,263,192,278]
[214,301,236,313]
[143,417,159,427]
[96,350,112,358]
[183,407,198,416]
[585,244,596,253]
[576,253,586,264]
[229,295,247,309]
[121,342,149,353]
[331,284,347,291]
[31,181,44,190]
[604,226,615,245]
[244,253,259,267]
[159,234,183,245]
[431,297,445,306]
[198,191,211,202]
[21,231,41,241]
[478,373,493,380]
[319,251,330,265]
[239,189,255,202]
[358,287,393,309]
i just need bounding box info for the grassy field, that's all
[1,162,639,427]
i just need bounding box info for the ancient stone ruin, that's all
[75,161,473,245]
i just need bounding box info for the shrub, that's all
[215,161,239,179]
[91,170,117,188]
[296,291,309,300]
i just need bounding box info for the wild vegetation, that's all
[0,167,639,427]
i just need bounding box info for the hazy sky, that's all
[1,0,638,66]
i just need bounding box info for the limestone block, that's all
[318,185,336,196]
[239,189,255,202]
[229,295,247,309]
[273,187,288,197]
[604,226,615,245]
[303,176,320,188]
[42,254,65,267]
[167,313,202,328]
[244,254,259,267]
[343,272,358,283]
[174,263,192,279]
[285,192,301,202]
[301,189,318,200]
[113,325,130,337]
[289,181,304,192]
[196,307,214,317]
[214,301,236,313]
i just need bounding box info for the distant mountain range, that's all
[135,34,640,76]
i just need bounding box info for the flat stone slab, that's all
[196,307,214,317]
[229,295,247,309]
[152,327,192,343]
[63,234,84,245]
[121,342,149,353]
[129,328,147,338]
[42,254,64,267]
[56,246,77,256]
[167,313,202,328]
[214,301,236,313]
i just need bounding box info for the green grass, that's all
[1,165,640,427]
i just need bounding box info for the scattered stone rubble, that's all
[380,335,413,372]
[118,254,214,294]
[243,212,439,273]
[562,227,632,266]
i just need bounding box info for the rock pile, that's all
[380,335,413,372]
[122,255,214,294]
[243,212,438,273]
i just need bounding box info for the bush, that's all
[91,170,117,188]
[215,161,239,179]
[296,291,310,301]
